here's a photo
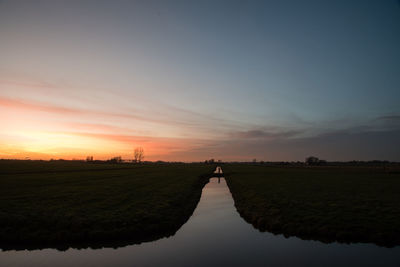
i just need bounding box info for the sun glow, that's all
[0,130,127,159]
[16,131,101,153]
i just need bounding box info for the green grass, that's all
[223,164,400,247]
[0,160,214,250]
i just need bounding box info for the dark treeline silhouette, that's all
[204,159,222,164]
[305,156,327,165]
[108,156,122,163]
[1,158,399,167]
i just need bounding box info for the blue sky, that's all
[1,0,399,161]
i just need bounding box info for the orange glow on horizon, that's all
[0,129,208,161]
[0,94,214,161]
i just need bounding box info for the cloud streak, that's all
[229,129,302,140]
[2,95,400,161]
[0,96,250,138]
[162,128,400,162]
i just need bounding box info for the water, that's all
[1,176,400,267]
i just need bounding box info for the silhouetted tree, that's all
[134,147,144,163]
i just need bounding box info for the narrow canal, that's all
[1,169,399,266]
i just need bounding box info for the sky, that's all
[1,0,400,161]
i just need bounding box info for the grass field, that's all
[0,160,214,250]
[223,164,400,247]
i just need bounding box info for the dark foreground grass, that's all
[224,164,400,247]
[0,160,214,250]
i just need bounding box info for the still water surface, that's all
[1,177,400,266]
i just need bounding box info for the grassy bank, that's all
[0,160,215,250]
[224,164,400,247]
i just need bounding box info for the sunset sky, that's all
[1,0,400,161]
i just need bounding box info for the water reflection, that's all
[1,178,400,267]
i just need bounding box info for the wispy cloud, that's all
[2,78,399,161]
[162,128,400,162]
[0,96,248,138]
[0,96,164,122]
[229,129,302,139]
[0,97,82,114]
[0,78,57,90]
[376,115,400,121]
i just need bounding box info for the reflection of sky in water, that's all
[1,177,400,267]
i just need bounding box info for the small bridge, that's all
[213,166,223,177]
